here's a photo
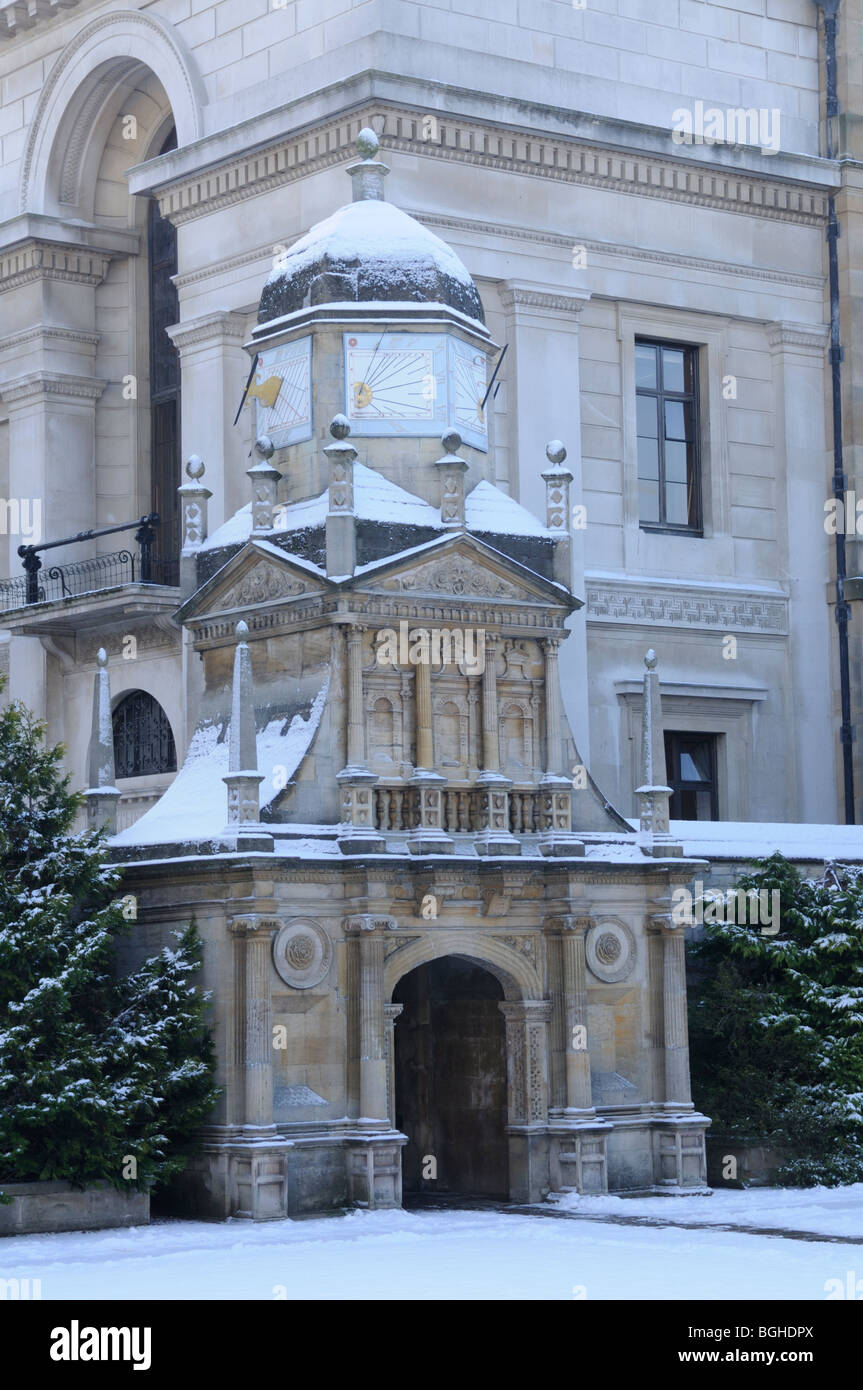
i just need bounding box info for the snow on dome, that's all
[258,199,485,327]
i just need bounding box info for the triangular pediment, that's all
[356,533,579,610]
[177,540,330,622]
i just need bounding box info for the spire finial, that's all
[347,126,389,201]
[546,440,567,466]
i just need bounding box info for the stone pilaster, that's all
[498,999,552,1202]
[224,914,289,1220]
[337,624,384,854]
[167,309,250,531]
[476,633,519,855]
[661,922,692,1110]
[384,1003,404,1127]
[344,914,397,1128]
[539,637,583,857]
[409,653,452,853]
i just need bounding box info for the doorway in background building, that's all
[393,956,509,1201]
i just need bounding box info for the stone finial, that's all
[347,126,389,201]
[247,436,282,536]
[635,648,683,858]
[178,454,213,598]
[325,415,358,578]
[435,428,468,530]
[541,438,575,583]
[83,647,121,834]
[222,621,272,850]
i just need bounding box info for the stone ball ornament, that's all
[585,919,636,983]
[355,127,380,159]
[272,918,333,989]
[546,440,567,466]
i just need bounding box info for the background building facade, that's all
[0,0,859,828]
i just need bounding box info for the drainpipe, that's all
[814,0,855,822]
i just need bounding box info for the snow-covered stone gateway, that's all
[109,135,710,1219]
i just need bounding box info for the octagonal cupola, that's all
[245,129,499,508]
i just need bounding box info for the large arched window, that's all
[112,690,177,779]
[148,126,181,569]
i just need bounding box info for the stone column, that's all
[223,620,274,852]
[635,649,683,858]
[435,429,468,528]
[324,415,357,579]
[167,309,250,531]
[344,915,394,1125]
[476,633,519,855]
[539,636,581,855]
[408,641,452,853]
[662,922,692,1109]
[225,915,289,1220]
[561,918,594,1113]
[500,281,590,762]
[542,441,574,587]
[384,1003,404,1128]
[498,999,552,1202]
[247,436,282,535]
[337,626,384,854]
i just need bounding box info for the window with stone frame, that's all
[112,690,177,780]
[664,731,718,821]
[635,339,702,533]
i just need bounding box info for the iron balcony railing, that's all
[0,515,179,613]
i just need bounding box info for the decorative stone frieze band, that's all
[0,371,107,404]
[586,581,788,636]
[0,241,112,292]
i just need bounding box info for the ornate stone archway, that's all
[383,931,552,1202]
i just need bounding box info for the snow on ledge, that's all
[623,818,863,862]
[112,675,329,846]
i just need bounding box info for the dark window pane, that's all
[639,478,660,523]
[664,732,718,820]
[148,127,181,565]
[637,435,659,480]
[635,343,658,389]
[665,481,689,526]
[113,690,177,779]
[664,399,687,441]
[637,393,659,438]
[662,347,686,392]
[665,439,688,483]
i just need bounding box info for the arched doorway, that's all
[393,956,509,1200]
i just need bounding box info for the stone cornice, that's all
[0,324,101,354]
[586,578,788,636]
[1,0,81,42]
[499,283,590,315]
[146,103,830,230]
[0,369,106,404]
[767,321,830,351]
[0,240,112,292]
[166,310,250,352]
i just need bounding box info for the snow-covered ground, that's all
[1,1187,861,1301]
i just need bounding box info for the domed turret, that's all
[257,128,485,328]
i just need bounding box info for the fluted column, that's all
[662,926,692,1108]
[415,656,433,771]
[538,637,582,856]
[481,633,500,773]
[345,915,391,1124]
[229,917,278,1131]
[384,1003,403,1127]
[338,627,384,853]
[562,918,594,1112]
[346,624,366,770]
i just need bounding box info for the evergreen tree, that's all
[0,688,218,1196]
[689,852,863,1185]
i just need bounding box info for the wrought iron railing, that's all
[0,515,179,613]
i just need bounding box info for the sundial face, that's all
[345,332,448,434]
[450,336,488,450]
[342,332,487,448]
[249,336,312,447]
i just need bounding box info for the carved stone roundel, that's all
[272,918,332,989]
[585,919,635,983]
